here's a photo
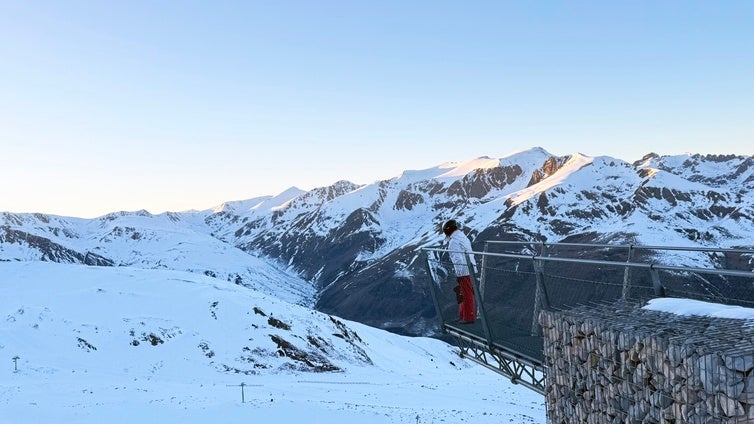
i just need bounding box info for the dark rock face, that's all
[0,226,114,266]
[447,165,524,199]
[83,252,115,266]
[395,190,424,211]
[315,245,437,336]
[529,156,569,186]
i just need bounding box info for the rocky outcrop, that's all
[0,226,113,266]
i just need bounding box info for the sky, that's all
[1,1,753,218]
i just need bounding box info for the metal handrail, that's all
[423,247,754,278]
[483,240,754,255]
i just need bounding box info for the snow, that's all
[0,211,315,306]
[390,148,552,185]
[637,166,712,192]
[212,195,271,214]
[643,297,754,321]
[0,262,546,423]
[507,153,595,207]
[212,187,308,215]
[436,156,504,178]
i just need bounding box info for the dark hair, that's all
[442,219,458,236]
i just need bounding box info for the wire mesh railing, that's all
[423,241,754,375]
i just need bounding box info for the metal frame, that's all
[467,250,754,279]
[445,324,546,395]
[483,240,754,255]
[424,246,548,394]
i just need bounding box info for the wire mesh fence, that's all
[424,242,754,365]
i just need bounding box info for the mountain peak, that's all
[265,186,307,210]
[436,156,506,178]
[212,196,272,214]
[503,146,553,159]
[275,186,307,199]
[211,187,308,215]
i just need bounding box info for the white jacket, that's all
[447,230,477,277]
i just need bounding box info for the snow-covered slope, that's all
[0,210,314,306]
[0,262,545,423]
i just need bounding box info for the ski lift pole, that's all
[226,382,261,403]
[12,356,19,372]
[237,382,246,403]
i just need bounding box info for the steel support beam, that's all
[445,324,546,395]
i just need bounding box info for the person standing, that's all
[442,219,477,324]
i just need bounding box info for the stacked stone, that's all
[540,301,754,423]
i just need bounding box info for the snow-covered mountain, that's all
[0,210,314,306]
[3,147,754,335]
[0,262,545,423]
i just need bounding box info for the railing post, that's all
[466,253,493,346]
[531,257,550,336]
[424,251,446,328]
[479,241,488,301]
[650,265,666,297]
[622,245,634,299]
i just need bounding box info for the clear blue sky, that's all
[2,1,753,218]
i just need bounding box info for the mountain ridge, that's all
[3,147,754,335]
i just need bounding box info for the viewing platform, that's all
[423,242,754,395]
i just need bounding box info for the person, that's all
[442,219,477,324]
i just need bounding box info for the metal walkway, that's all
[423,241,754,395]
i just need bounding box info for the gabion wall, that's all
[540,302,754,423]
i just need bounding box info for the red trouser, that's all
[457,275,476,322]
